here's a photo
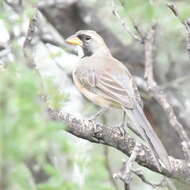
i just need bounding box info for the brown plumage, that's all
[65,30,170,171]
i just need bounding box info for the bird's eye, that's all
[84,36,91,41]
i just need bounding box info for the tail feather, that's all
[124,103,170,171]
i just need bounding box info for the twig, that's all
[131,19,146,43]
[167,3,190,61]
[111,1,143,43]
[144,24,157,88]
[184,20,190,60]
[4,0,22,13]
[23,12,38,68]
[113,144,140,186]
[144,24,190,161]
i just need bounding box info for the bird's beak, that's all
[65,35,82,46]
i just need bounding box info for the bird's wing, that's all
[132,77,144,108]
[74,60,135,109]
[75,58,170,169]
[96,71,134,109]
[74,67,128,107]
[97,67,170,169]
[74,67,97,89]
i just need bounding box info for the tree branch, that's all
[47,108,190,184]
[167,3,190,61]
[144,24,157,88]
[144,24,190,161]
[114,144,140,187]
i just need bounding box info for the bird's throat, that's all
[82,47,93,57]
[77,46,93,58]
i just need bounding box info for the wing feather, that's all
[74,62,135,109]
[97,72,134,109]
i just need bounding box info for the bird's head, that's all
[65,30,110,57]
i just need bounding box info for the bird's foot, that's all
[114,123,128,137]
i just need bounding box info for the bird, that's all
[65,30,170,171]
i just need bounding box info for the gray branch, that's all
[48,108,190,184]
[144,24,190,161]
[167,3,190,62]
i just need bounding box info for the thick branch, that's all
[48,108,190,184]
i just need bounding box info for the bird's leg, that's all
[119,110,127,128]
[89,107,108,121]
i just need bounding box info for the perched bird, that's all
[65,30,170,171]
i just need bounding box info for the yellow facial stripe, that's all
[65,37,82,46]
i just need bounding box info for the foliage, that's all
[0,0,115,186]
[0,62,114,190]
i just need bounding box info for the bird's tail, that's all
[124,103,170,171]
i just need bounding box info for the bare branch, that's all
[112,1,144,43]
[47,108,190,184]
[114,144,140,186]
[184,20,190,60]
[23,12,38,68]
[144,24,157,88]
[4,0,22,13]
[167,4,179,18]
[144,24,190,161]
[131,20,146,43]
[167,3,190,61]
